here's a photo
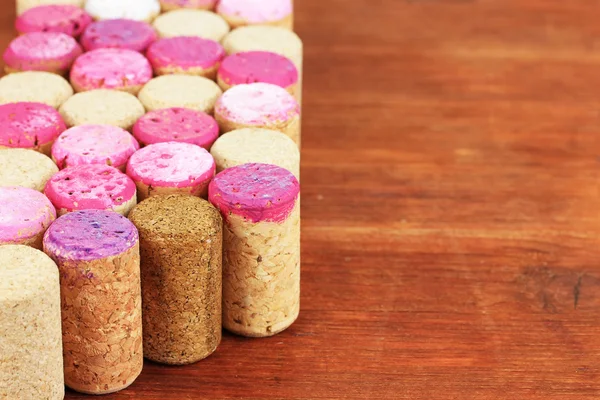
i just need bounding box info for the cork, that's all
[0,245,64,400]
[152,9,230,41]
[216,0,293,30]
[59,89,145,130]
[84,0,160,23]
[211,128,299,178]
[43,210,143,394]
[17,0,84,15]
[159,0,216,11]
[129,194,222,364]
[138,75,222,113]
[209,163,300,337]
[0,71,73,109]
[221,25,303,105]
[80,19,157,53]
[0,148,58,191]
[214,83,300,145]
[16,5,92,37]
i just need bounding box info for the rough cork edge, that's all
[217,76,296,97]
[219,13,293,31]
[0,140,55,157]
[71,80,144,96]
[216,113,300,146]
[134,178,210,202]
[154,63,220,80]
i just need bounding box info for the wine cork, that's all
[159,0,216,11]
[3,32,82,75]
[16,5,92,37]
[52,124,139,171]
[126,141,215,201]
[215,83,300,145]
[17,0,84,15]
[70,48,152,94]
[147,37,225,79]
[0,245,64,400]
[129,194,222,365]
[0,186,56,249]
[138,75,222,113]
[45,164,137,216]
[217,51,298,96]
[209,163,300,337]
[0,148,58,191]
[0,101,66,156]
[216,0,293,30]
[133,107,219,149]
[211,128,299,178]
[43,210,143,394]
[59,89,145,130]
[84,0,160,23]
[152,9,229,41]
[0,71,73,109]
[221,25,303,104]
[80,19,157,52]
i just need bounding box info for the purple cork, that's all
[208,163,299,223]
[43,209,138,261]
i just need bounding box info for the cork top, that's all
[217,0,292,23]
[129,194,221,239]
[43,209,138,261]
[147,36,225,69]
[153,9,230,41]
[85,0,160,21]
[4,32,82,71]
[209,163,299,223]
[0,148,58,191]
[0,102,66,148]
[0,71,74,109]
[16,5,93,37]
[80,19,157,52]
[218,51,298,88]
[0,245,58,303]
[0,186,56,242]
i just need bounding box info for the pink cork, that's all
[0,102,66,149]
[0,186,56,243]
[3,32,82,73]
[52,124,140,170]
[126,142,215,188]
[80,19,157,52]
[16,5,93,37]
[70,48,153,92]
[161,0,216,8]
[45,165,136,213]
[132,108,219,149]
[209,163,299,223]
[215,82,299,125]
[218,51,297,89]
[147,36,225,72]
[217,0,292,23]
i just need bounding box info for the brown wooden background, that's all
[5,0,600,398]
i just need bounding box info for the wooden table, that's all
[4,0,600,398]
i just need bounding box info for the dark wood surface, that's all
[5,0,600,398]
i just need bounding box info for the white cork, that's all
[0,149,58,191]
[0,245,64,400]
[85,0,160,22]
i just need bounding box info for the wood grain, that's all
[4,0,600,398]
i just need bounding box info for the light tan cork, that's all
[129,195,222,365]
[223,202,300,337]
[0,245,64,400]
[43,210,143,395]
[0,149,58,191]
[0,71,73,109]
[17,0,84,14]
[219,13,293,31]
[210,128,300,178]
[152,9,230,41]
[138,75,222,113]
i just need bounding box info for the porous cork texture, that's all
[17,0,84,15]
[211,128,300,178]
[0,148,58,191]
[152,9,230,41]
[129,195,222,364]
[43,211,143,394]
[138,75,222,113]
[0,71,73,108]
[0,245,64,400]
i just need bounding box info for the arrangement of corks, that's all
[0,0,302,397]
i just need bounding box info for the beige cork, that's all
[211,128,300,178]
[134,180,209,202]
[129,195,222,365]
[216,109,300,146]
[138,75,222,113]
[219,12,293,31]
[159,0,215,11]
[222,202,300,337]
[0,71,73,109]
[0,245,64,400]
[17,0,84,14]
[0,149,59,191]
[43,211,143,394]
[59,89,145,131]
[153,9,230,41]
[154,63,220,80]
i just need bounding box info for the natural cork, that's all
[0,245,64,400]
[43,210,143,395]
[129,194,223,365]
[209,163,300,337]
